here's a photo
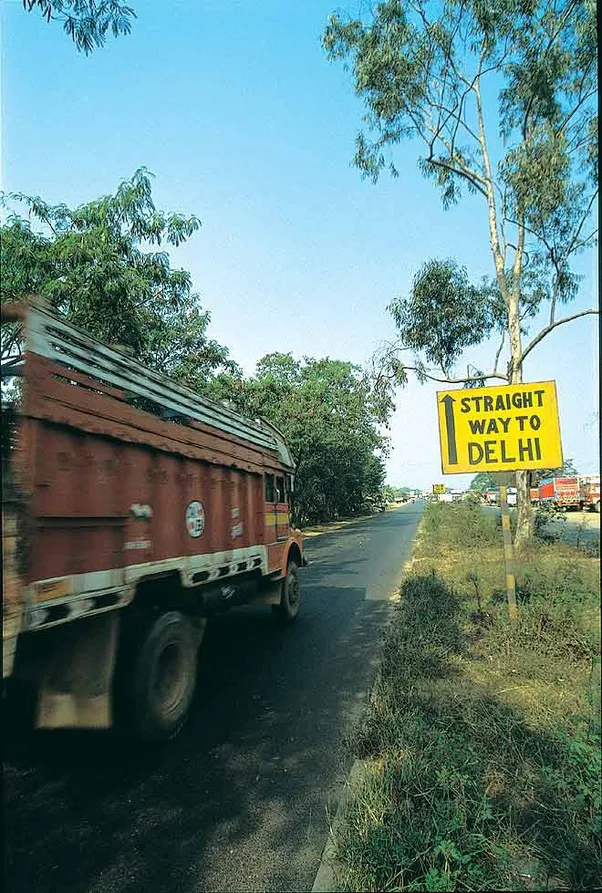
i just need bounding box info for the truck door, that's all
[264,473,277,544]
[275,474,289,541]
[264,472,289,542]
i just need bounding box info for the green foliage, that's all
[422,500,500,547]
[0,169,239,391]
[470,471,518,492]
[380,484,397,503]
[206,352,390,526]
[0,172,389,520]
[23,1,136,54]
[324,0,598,389]
[531,501,566,542]
[250,354,388,525]
[388,260,504,376]
[469,472,498,493]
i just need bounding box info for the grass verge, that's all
[332,502,601,891]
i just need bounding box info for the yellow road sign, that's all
[437,380,563,474]
[432,483,446,494]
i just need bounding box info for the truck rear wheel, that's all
[117,611,198,742]
[272,560,300,623]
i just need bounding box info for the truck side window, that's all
[277,476,285,504]
[265,473,275,502]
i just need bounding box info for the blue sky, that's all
[1,0,599,489]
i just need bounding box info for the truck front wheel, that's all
[272,560,300,623]
[117,611,198,742]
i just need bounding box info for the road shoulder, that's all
[310,514,425,892]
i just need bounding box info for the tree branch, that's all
[474,74,507,304]
[566,190,598,257]
[409,0,475,93]
[425,154,488,197]
[395,365,508,385]
[493,330,506,373]
[556,86,597,138]
[511,207,526,303]
[429,96,482,147]
[403,366,509,384]
[520,309,599,365]
[422,114,488,196]
[548,279,561,326]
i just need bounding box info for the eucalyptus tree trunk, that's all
[476,68,533,550]
[507,291,532,550]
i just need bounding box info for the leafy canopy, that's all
[469,472,500,493]
[1,168,239,390]
[207,353,390,525]
[388,259,505,378]
[324,0,597,385]
[23,1,136,54]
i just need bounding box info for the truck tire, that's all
[272,560,300,623]
[117,611,198,742]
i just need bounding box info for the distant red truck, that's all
[538,477,581,510]
[579,474,600,513]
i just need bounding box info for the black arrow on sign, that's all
[441,394,458,465]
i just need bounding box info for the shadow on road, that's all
[4,583,390,893]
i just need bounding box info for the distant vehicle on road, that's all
[579,474,600,513]
[2,300,306,741]
[538,477,581,511]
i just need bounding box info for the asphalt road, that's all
[541,509,600,550]
[4,502,424,893]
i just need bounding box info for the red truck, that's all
[538,477,581,511]
[579,474,600,513]
[2,301,306,740]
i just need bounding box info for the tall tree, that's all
[1,169,239,391]
[22,1,135,53]
[209,353,390,525]
[470,472,499,493]
[324,0,598,546]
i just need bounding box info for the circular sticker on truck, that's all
[185,500,205,538]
